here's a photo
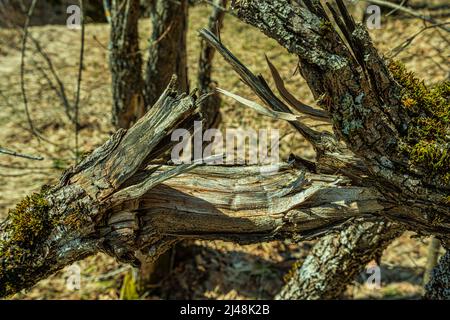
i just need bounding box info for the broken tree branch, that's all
[0,77,406,297]
[232,0,449,231]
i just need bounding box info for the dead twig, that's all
[0,147,44,161]
[388,22,450,58]
[74,0,85,164]
[19,0,39,141]
[362,0,450,32]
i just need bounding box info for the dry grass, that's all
[0,3,448,299]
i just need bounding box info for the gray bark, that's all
[423,237,442,286]
[197,0,228,128]
[425,250,450,299]
[109,0,145,129]
[144,0,189,108]
[277,220,403,300]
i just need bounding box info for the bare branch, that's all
[0,147,44,161]
[19,0,39,140]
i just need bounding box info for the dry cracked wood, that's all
[230,0,449,240]
[0,76,407,297]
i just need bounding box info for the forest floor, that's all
[0,3,448,299]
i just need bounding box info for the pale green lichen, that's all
[340,93,369,135]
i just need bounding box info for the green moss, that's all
[8,193,51,246]
[63,203,91,229]
[445,196,450,205]
[283,260,302,283]
[320,20,334,33]
[389,61,450,186]
[0,186,55,296]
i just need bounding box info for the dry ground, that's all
[0,2,448,299]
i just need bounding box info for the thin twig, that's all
[0,147,44,161]
[19,0,39,140]
[74,0,85,165]
[103,0,112,24]
[388,22,450,58]
[29,35,76,124]
[17,0,61,146]
[361,0,450,32]
[385,0,408,17]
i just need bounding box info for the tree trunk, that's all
[144,0,189,108]
[197,0,227,129]
[109,0,145,129]
[276,220,402,300]
[423,237,442,286]
[424,250,450,299]
[136,0,189,293]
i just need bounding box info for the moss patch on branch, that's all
[0,186,55,296]
[389,61,450,186]
[283,260,302,283]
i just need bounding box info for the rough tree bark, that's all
[144,0,189,108]
[0,0,449,298]
[197,0,227,129]
[276,220,403,299]
[199,18,403,300]
[231,0,449,239]
[425,251,450,299]
[210,0,450,298]
[423,237,442,285]
[109,0,145,129]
